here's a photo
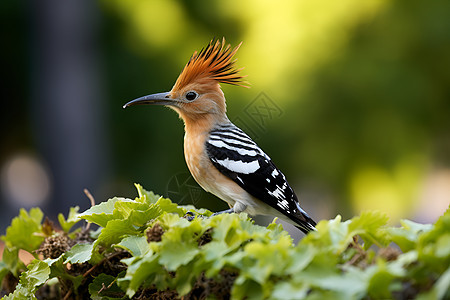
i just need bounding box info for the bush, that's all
[1,184,449,299]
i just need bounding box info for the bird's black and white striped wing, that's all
[205,123,316,233]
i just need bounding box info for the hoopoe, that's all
[124,38,316,233]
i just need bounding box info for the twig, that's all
[346,236,368,267]
[83,188,96,231]
[98,283,107,294]
[63,289,72,300]
[98,278,117,294]
[84,188,96,207]
[82,251,124,278]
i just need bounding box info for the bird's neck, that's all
[182,112,229,137]
[182,113,229,184]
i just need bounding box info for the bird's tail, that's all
[291,202,317,234]
[294,214,317,234]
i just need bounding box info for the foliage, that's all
[1,184,449,299]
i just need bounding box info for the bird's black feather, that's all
[206,123,316,233]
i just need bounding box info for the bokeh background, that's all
[1,0,449,238]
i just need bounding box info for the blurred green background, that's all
[1,0,449,234]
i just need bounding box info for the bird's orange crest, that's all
[172,38,248,91]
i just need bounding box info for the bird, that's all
[123,38,316,233]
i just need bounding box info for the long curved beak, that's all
[123,92,176,108]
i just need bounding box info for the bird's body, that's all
[187,121,272,216]
[124,38,316,233]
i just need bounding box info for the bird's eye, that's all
[185,91,198,101]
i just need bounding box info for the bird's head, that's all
[124,38,248,124]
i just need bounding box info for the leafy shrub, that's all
[1,184,449,299]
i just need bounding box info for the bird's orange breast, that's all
[183,119,240,205]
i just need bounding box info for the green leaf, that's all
[241,236,293,283]
[179,205,212,216]
[135,183,161,204]
[158,212,184,228]
[304,290,348,300]
[271,281,309,300]
[435,234,450,258]
[387,219,432,252]
[44,255,66,277]
[202,241,235,276]
[232,278,264,300]
[18,260,50,294]
[209,213,252,248]
[118,252,166,298]
[64,243,94,264]
[90,226,103,239]
[366,258,403,299]
[172,260,202,296]
[417,206,450,272]
[95,218,139,248]
[2,289,29,300]
[112,200,149,220]
[1,208,44,253]
[44,255,85,291]
[285,244,315,274]
[155,197,185,216]
[79,193,168,230]
[3,259,50,299]
[267,218,286,236]
[158,239,200,271]
[157,219,202,271]
[78,197,127,227]
[291,250,341,291]
[302,211,389,254]
[116,236,149,257]
[114,201,162,227]
[347,211,390,249]
[0,261,9,286]
[317,265,367,299]
[58,206,81,233]
[1,247,24,277]
[301,215,348,252]
[419,265,450,300]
